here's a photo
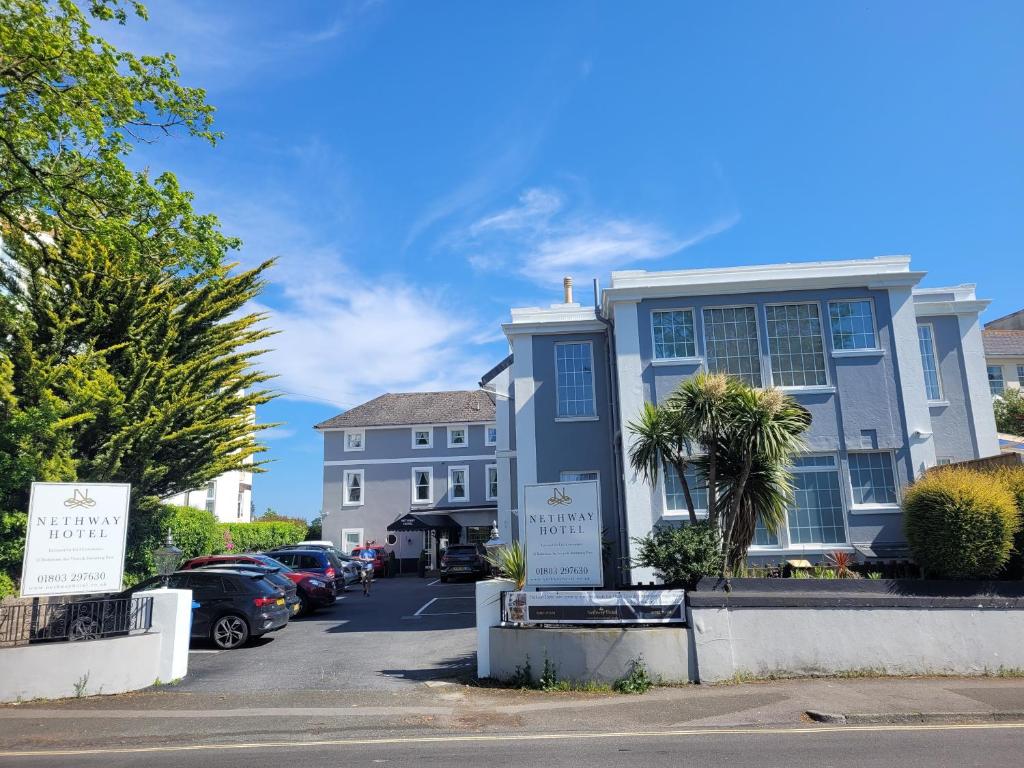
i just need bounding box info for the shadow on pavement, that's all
[380,651,477,683]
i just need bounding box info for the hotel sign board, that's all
[523,480,603,588]
[20,482,131,598]
[504,590,687,625]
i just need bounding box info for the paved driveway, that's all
[174,576,477,693]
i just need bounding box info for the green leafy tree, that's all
[994,387,1024,437]
[0,0,278,582]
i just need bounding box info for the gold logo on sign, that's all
[63,489,97,509]
[547,487,572,506]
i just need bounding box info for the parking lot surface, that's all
[175,575,477,693]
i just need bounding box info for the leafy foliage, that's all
[994,388,1024,437]
[305,515,323,541]
[166,505,220,561]
[903,468,1019,579]
[614,657,654,694]
[0,1,278,583]
[627,375,809,575]
[218,522,306,554]
[485,540,527,590]
[632,521,723,588]
[0,570,16,599]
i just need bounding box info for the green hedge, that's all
[167,505,221,560]
[632,520,723,588]
[218,521,306,553]
[904,468,1019,579]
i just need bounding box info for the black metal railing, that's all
[0,596,153,647]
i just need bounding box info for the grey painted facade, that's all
[502,258,999,585]
[320,419,497,566]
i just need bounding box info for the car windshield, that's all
[358,549,376,560]
[252,555,293,573]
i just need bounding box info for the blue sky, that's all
[105,1,1024,519]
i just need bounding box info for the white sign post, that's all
[20,482,131,598]
[523,480,603,588]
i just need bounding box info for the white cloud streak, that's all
[459,188,740,285]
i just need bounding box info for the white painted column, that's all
[887,287,937,477]
[611,301,656,584]
[138,588,193,683]
[958,312,1000,457]
[511,333,537,545]
[475,577,514,679]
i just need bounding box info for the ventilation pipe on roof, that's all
[563,276,574,304]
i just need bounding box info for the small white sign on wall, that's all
[20,482,131,597]
[523,480,603,588]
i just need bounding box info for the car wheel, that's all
[298,594,315,616]
[211,614,249,649]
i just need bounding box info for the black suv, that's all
[439,543,490,582]
[130,569,290,649]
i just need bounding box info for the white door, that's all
[341,528,363,555]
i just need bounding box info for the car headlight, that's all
[308,579,326,588]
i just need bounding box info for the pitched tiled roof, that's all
[314,390,495,429]
[983,329,1024,358]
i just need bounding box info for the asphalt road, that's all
[2,723,1024,767]
[177,575,478,692]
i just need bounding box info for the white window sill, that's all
[750,545,855,555]
[447,498,470,504]
[849,504,901,515]
[662,510,709,519]
[342,502,364,508]
[343,447,365,453]
[928,400,950,408]
[555,416,599,422]
[778,385,836,394]
[411,500,431,506]
[651,356,702,367]
[485,496,498,502]
[412,444,433,449]
[447,443,468,449]
[831,349,885,358]
[485,442,497,448]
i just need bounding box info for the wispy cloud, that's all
[216,197,495,410]
[456,187,740,285]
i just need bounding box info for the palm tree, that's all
[627,401,698,524]
[719,387,809,575]
[669,372,738,525]
[697,449,795,567]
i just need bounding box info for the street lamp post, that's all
[153,530,182,587]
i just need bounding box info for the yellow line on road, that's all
[2,721,1024,758]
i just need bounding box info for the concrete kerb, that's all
[807,710,1024,725]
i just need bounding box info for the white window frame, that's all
[846,450,901,514]
[554,340,598,421]
[342,469,364,507]
[411,466,432,505]
[827,298,883,356]
[700,304,766,389]
[559,470,600,484]
[344,429,365,452]
[485,464,499,501]
[766,452,852,550]
[762,300,832,391]
[650,307,700,364]
[447,425,468,448]
[1018,365,1024,385]
[917,322,944,402]
[341,528,364,555]
[411,427,434,449]
[484,423,497,447]
[658,465,708,520]
[447,465,469,503]
[989,365,1006,396]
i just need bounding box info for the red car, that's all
[350,545,390,577]
[181,554,336,615]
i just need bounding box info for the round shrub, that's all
[903,468,1019,579]
[167,505,221,560]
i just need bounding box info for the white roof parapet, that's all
[502,304,605,339]
[913,284,991,318]
[603,256,925,314]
